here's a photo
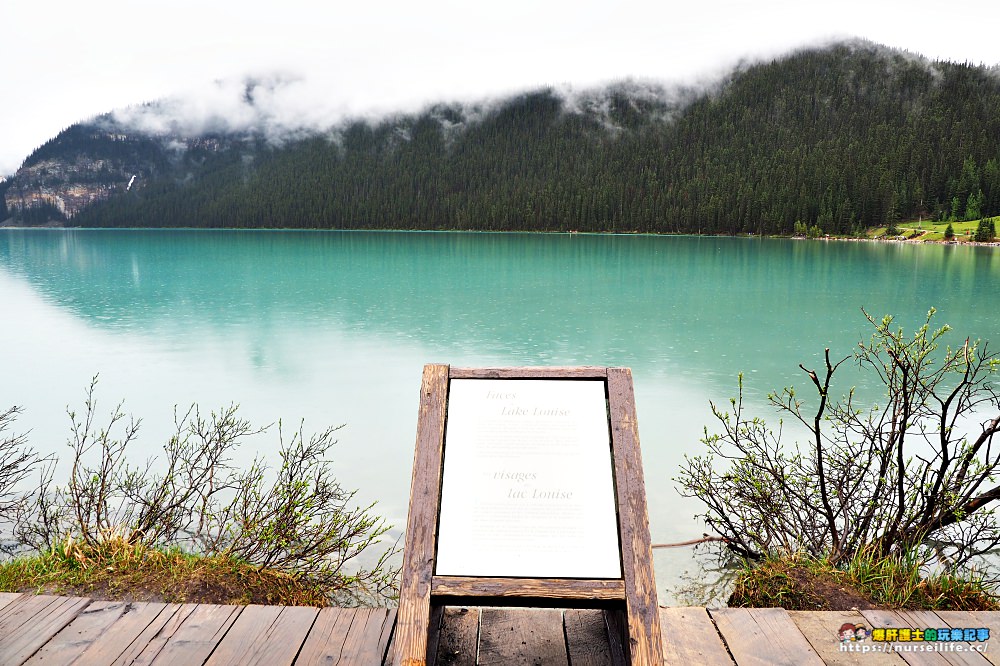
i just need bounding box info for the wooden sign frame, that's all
[393,365,661,666]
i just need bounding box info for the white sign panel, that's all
[435,379,622,578]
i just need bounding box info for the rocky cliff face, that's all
[1,123,231,224]
[4,156,129,220]
[3,124,166,223]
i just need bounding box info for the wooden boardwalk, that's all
[1,592,997,664]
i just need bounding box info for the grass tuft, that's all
[728,550,999,611]
[0,536,329,606]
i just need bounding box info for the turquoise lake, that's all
[2,229,999,603]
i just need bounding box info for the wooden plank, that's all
[477,608,568,665]
[861,610,990,666]
[385,612,401,666]
[102,603,189,666]
[339,608,397,665]
[607,367,662,666]
[896,610,990,666]
[136,603,241,665]
[564,609,624,666]
[789,609,904,665]
[376,608,400,666]
[861,610,947,666]
[204,604,318,666]
[0,594,91,666]
[433,607,479,666]
[23,600,168,665]
[395,363,450,666]
[123,604,199,666]
[710,607,824,666]
[0,594,66,636]
[0,593,21,612]
[449,367,608,379]
[604,609,630,666]
[934,612,1000,666]
[423,605,446,665]
[431,577,625,602]
[659,606,733,666]
[296,607,357,665]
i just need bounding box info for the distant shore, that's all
[808,234,1000,248]
[2,221,999,247]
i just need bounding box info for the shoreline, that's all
[811,235,1000,248]
[2,223,999,247]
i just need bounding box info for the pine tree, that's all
[966,189,984,221]
[974,218,994,242]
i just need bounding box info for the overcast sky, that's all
[2,0,998,175]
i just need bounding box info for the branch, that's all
[799,348,846,561]
[651,535,729,549]
[899,483,1000,546]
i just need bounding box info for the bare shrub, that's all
[678,309,1000,574]
[0,406,43,555]
[13,378,399,604]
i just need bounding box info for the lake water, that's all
[2,229,999,604]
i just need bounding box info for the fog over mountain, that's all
[5,41,998,239]
[102,74,699,149]
[86,39,989,154]
[4,0,999,176]
[105,75,352,147]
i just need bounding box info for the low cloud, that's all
[108,73,354,146]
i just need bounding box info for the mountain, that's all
[4,41,1000,235]
[1,123,251,224]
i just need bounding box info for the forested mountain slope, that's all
[7,42,1000,234]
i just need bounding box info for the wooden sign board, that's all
[394,366,661,666]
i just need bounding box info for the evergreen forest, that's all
[16,42,1000,235]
